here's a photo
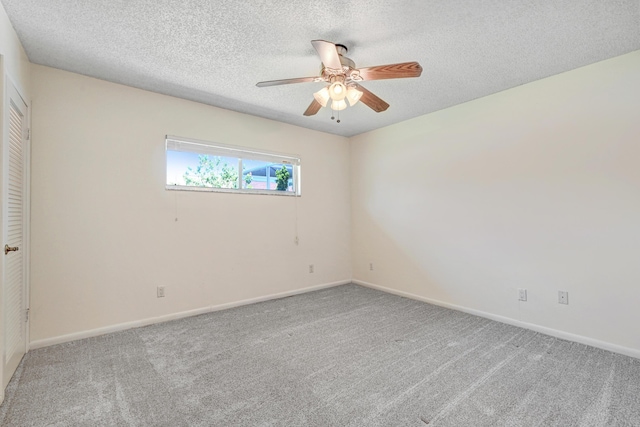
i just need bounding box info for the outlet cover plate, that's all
[558,291,568,305]
[518,289,527,301]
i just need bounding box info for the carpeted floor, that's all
[1,284,639,426]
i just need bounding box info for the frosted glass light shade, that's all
[313,87,330,107]
[328,82,347,101]
[346,87,363,106]
[331,99,347,111]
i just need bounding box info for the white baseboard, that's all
[29,280,350,350]
[353,279,640,360]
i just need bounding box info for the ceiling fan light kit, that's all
[346,87,363,106]
[328,81,347,101]
[331,99,347,111]
[313,87,330,107]
[257,40,422,122]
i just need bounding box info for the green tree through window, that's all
[183,155,252,189]
[275,165,290,191]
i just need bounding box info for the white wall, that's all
[29,65,351,344]
[351,51,640,355]
[0,1,31,401]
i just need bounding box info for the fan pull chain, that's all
[329,106,341,123]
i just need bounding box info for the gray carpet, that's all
[1,284,639,426]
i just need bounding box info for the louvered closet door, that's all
[3,83,28,388]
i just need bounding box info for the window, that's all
[166,135,300,196]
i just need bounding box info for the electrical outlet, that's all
[558,291,568,305]
[518,288,527,301]
[309,264,314,273]
[369,262,374,271]
[157,286,165,298]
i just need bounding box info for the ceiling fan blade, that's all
[354,84,390,112]
[311,40,342,70]
[357,62,422,81]
[256,77,317,87]
[303,99,323,116]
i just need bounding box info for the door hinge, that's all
[26,128,30,140]
[25,308,30,322]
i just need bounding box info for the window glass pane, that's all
[166,136,300,195]
[167,151,239,188]
[243,160,294,192]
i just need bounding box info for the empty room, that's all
[1,1,639,425]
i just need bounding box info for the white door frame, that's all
[1,73,30,390]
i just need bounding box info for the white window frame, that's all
[165,135,301,196]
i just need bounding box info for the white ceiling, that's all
[3,0,639,137]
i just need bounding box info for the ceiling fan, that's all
[256,40,422,120]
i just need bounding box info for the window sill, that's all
[165,185,300,196]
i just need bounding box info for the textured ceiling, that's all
[3,0,639,137]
